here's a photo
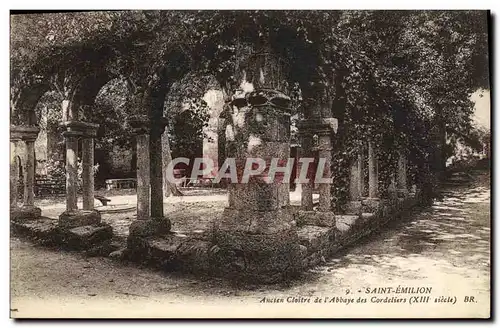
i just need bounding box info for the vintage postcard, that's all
[9,9,491,319]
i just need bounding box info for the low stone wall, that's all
[297,195,421,270]
[11,193,422,284]
[11,216,122,256]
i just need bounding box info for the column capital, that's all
[297,117,338,136]
[129,115,168,135]
[10,125,40,142]
[229,89,291,111]
[61,121,99,138]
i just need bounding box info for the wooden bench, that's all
[105,178,137,190]
[183,177,216,188]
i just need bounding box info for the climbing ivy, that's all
[11,10,489,203]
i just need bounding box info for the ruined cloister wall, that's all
[10,18,429,284]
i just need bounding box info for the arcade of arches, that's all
[11,16,419,282]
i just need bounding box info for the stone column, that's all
[63,131,79,212]
[128,116,171,238]
[317,128,334,212]
[135,128,150,219]
[298,133,314,210]
[347,151,364,214]
[23,135,36,207]
[363,140,380,214]
[368,141,379,199]
[58,121,101,229]
[296,117,337,226]
[149,120,167,218]
[397,152,409,197]
[81,124,99,210]
[358,149,365,197]
[214,49,302,283]
[10,125,42,220]
[10,135,20,209]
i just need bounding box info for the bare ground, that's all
[10,172,490,318]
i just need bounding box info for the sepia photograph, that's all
[8,8,491,319]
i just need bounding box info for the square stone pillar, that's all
[81,124,99,210]
[58,121,101,229]
[128,116,171,238]
[397,152,409,197]
[212,49,303,283]
[10,125,42,220]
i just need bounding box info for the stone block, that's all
[345,201,362,215]
[335,215,359,226]
[64,224,113,250]
[334,215,360,238]
[10,206,42,221]
[212,228,303,283]
[297,211,336,227]
[172,239,213,273]
[109,248,127,260]
[129,217,171,237]
[218,208,294,234]
[302,249,328,268]
[11,217,59,244]
[85,239,124,257]
[58,210,101,229]
[147,233,187,263]
[297,225,332,254]
[127,231,213,274]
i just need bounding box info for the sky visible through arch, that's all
[471,88,491,130]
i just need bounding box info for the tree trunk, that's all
[162,127,183,197]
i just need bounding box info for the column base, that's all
[212,207,303,283]
[345,201,363,215]
[217,207,296,234]
[58,210,101,229]
[10,205,42,221]
[128,217,171,237]
[361,198,381,213]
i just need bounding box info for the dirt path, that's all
[11,172,490,318]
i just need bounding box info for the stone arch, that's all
[11,81,51,126]
[73,71,119,121]
[91,75,133,185]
